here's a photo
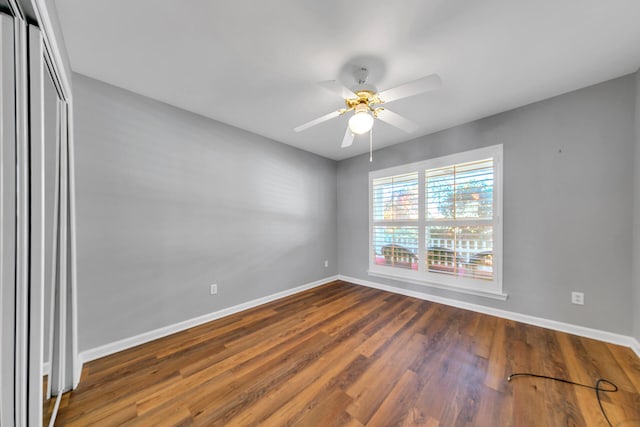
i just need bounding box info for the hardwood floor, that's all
[54,281,640,426]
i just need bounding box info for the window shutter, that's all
[425,159,494,280]
[372,173,419,221]
[426,159,493,221]
[372,173,419,270]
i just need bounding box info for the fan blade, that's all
[294,110,341,132]
[377,74,442,103]
[341,127,355,148]
[318,80,357,99]
[376,109,419,133]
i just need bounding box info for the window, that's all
[369,145,504,298]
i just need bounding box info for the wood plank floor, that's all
[54,281,640,426]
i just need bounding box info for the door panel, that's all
[0,11,16,427]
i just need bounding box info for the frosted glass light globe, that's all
[348,111,374,135]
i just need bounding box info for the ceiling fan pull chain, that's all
[369,128,373,162]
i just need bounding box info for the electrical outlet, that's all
[324,260,329,268]
[571,291,584,305]
[210,284,218,295]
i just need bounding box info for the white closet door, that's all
[28,22,47,427]
[0,11,16,427]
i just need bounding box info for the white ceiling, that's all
[55,0,640,160]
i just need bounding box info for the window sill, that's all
[367,270,508,301]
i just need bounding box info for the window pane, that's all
[373,173,419,221]
[426,167,455,219]
[426,225,493,280]
[455,159,493,219]
[373,226,418,270]
[426,159,493,220]
[426,226,457,274]
[458,226,493,280]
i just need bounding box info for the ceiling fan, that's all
[294,67,442,149]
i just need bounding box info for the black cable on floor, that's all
[507,372,618,427]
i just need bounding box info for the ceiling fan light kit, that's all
[348,104,374,134]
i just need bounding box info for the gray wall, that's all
[634,69,640,342]
[73,73,337,352]
[338,75,636,335]
[74,69,638,353]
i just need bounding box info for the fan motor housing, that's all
[345,90,382,110]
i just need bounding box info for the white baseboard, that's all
[78,275,338,366]
[42,361,50,377]
[631,338,640,359]
[339,275,640,353]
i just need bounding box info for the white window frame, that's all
[368,144,505,300]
